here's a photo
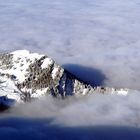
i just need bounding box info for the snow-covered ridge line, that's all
[0,50,131,108]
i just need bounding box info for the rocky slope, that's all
[0,50,129,108]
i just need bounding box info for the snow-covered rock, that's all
[0,50,131,108]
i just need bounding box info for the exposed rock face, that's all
[0,50,129,107]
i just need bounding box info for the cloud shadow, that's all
[62,64,107,86]
[0,117,140,140]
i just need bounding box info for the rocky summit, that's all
[0,50,129,109]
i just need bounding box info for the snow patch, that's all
[83,89,89,95]
[0,75,21,106]
[41,58,53,69]
[52,67,59,79]
[117,89,128,96]
[31,88,49,98]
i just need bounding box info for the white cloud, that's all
[1,92,140,139]
[0,0,140,89]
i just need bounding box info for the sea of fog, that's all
[1,93,140,140]
[0,0,140,139]
[0,0,140,89]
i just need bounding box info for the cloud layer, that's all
[0,0,140,89]
[1,92,140,139]
[4,92,140,127]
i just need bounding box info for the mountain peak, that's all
[0,50,129,109]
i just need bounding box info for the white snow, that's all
[0,50,43,83]
[11,50,44,59]
[117,89,128,96]
[21,87,33,94]
[83,89,89,95]
[52,67,59,79]
[0,75,22,106]
[31,88,49,98]
[41,58,53,69]
[11,50,30,56]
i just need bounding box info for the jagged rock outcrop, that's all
[0,50,128,108]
